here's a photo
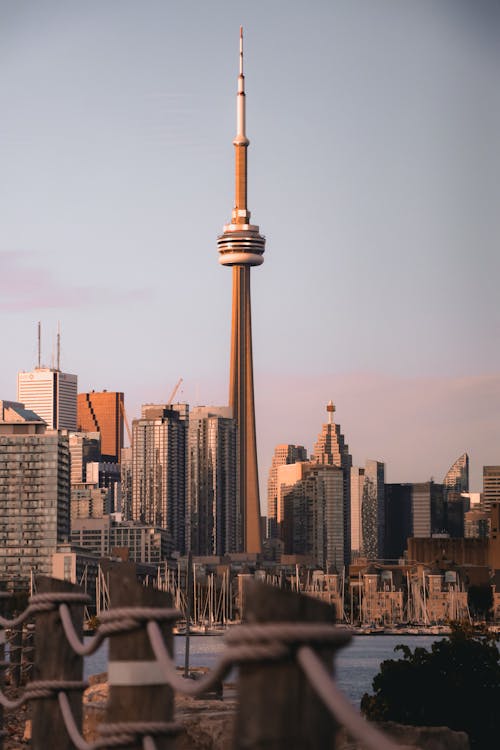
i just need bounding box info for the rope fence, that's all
[0,572,406,750]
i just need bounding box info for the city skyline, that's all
[1,1,499,497]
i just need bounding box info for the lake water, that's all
[84,633,440,707]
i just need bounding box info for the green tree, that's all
[361,623,500,749]
[467,584,493,621]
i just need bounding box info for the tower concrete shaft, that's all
[217,28,265,553]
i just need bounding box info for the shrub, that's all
[360,623,500,749]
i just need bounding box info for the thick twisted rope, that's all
[146,620,349,698]
[58,691,181,750]
[59,605,182,656]
[297,646,402,750]
[0,595,405,749]
[0,591,90,629]
[0,679,86,710]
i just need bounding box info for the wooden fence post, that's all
[31,576,85,750]
[233,581,339,750]
[101,564,177,750]
[0,592,10,750]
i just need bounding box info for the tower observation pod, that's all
[217,28,265,554]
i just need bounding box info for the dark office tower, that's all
[77,391,124,463]
[483,466,500,512]
[131,404,187,554]
[0,400,70,590]
[411,481,445,538]
[187,406,237,555]
[267,444,308,539]
[312,401,352,565]
[383,483,413,559]
[217,29,266,554]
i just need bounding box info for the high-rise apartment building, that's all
[312,401,352,565]
[77,391,124,463]
[351,461,385,560]
[281,463,345,571]
[187,406,237,556]
[350,467,365,558]
[120,447,133,520]
[0,400,70,589]
[267,444,307,539]
[131,404,187,554]
[362,460,385,559]
[217,29,266,554]
[483,466,500,512]
[17,368,77,430]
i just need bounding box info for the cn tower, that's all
[217,28,265,554]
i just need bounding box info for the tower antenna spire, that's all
[234,25,248,158]
[239,25,244,77]
[56,321,61,371]
[37,321,41,369]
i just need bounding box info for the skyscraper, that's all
[217,29,266,554]
[0,400,70,589]
[281,462,345,571]
[17,367,77,430]
[77,391,124,463]
[443,453,469,495]
[362,460,385,559]
[131,404,187,554]
[482,466,500,512]
[267,444,308,539]
[350,466,365,558]
[312,401,352,565]
[187,406,237,555]
[411,481,445,538]
[443,453,469,537]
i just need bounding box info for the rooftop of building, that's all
[0,399,46,424]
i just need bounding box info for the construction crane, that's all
[167,378,183,407]
[119,398,132,446]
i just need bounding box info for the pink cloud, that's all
[0,251,149,311]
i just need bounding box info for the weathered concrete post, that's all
[101,564,177,750]
[233,581,339,750]
[31,577,85,750]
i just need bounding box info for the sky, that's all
[1,0,499,500]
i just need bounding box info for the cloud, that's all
[0,251,149,312]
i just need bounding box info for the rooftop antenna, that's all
[37,321,41,369]
[327,400,336,425]
[56,321,61,371]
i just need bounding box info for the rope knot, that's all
[29,592,91,615]
[94,720,182,748]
